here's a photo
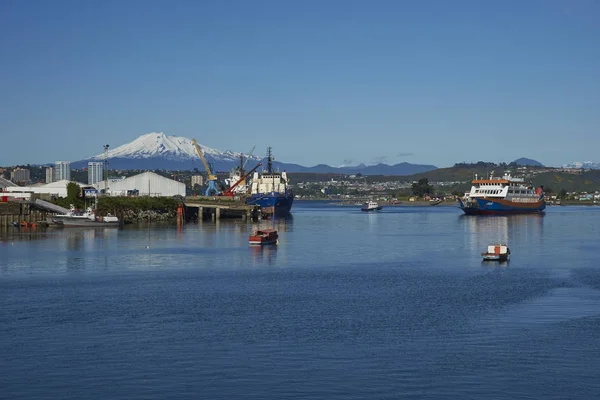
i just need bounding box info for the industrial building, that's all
[2,180,89,199]
[94,171,185,197]
[0,176,18,191]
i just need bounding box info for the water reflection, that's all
[250,244,278,266]
[481,259,510,268]
[460,213,545,252]
[251,214,294,233]
[0,226,52,243]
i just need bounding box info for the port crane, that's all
[191,139,220,196]
[222,162,262,197]
[242,145,256,170]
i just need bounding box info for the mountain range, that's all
[71,132,439,175]
[562,161,600,170]
[69,132,598,175]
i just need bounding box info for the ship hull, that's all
[246,192,294,216]
[52,217,120,227]
[458,197,545,215]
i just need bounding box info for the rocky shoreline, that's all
[118,209,178,224]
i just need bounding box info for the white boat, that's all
[52,204,120,227]
[361,200,382,212]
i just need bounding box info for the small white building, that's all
[3,180,88,199]
[94,171,185,197]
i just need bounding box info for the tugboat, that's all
[245,147,294,217]
[249,229,279,246]
[481,244,511,261]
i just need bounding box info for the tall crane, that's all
[242,145,256,170]
[191,139,220,196]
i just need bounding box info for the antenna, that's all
[103,144,109,195]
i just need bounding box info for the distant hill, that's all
[512,158,544,167]
[398,164,600,194]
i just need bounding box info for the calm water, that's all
[2,202,600,399]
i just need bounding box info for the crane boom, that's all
[192,138,220,196]
[242,145,256,170]
[191,139,217,181]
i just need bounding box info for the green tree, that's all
[412,178,433,197]
[66,182,81,201]
[558,189,567,200]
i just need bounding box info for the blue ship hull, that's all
[457,197,545,215]
[246,192,294,216]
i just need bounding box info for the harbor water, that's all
[1,202,600,399]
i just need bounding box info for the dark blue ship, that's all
[245,147,294,217]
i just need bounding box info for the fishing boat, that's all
[245,147,294,217]
[52,203,120,227]
[361,200,382,212]
[457,172,545,215]
[481,244,511,261]
[248,229,279,245]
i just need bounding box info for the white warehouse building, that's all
[94,171,185,197]
[3,180,89,199]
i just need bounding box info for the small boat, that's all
[51,203,120,227]
[361,200,382,212]
[249,229,279,245]
[481,244,511,261]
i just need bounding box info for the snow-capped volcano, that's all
[89,132,254,163]
[71,131,437,174]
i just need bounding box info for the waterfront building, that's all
[88,162,104,185]
[94,171,185,197]
[54,161,71,181]
[4,180,90,199]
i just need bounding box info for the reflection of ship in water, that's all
[461,213,545,251]
[252,214,293,233]
[250,242,278,265]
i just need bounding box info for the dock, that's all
[1,195,259,229]
[184,196,258,221]
[0,200,52,230]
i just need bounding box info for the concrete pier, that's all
[184,196,256,221]
[0,201,50,229]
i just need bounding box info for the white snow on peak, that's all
[562,161,600,169]
[90,132,260,162]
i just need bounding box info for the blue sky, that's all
[1,0,598,168]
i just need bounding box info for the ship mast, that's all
[266,146,273,174]
[238,154,244,175]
